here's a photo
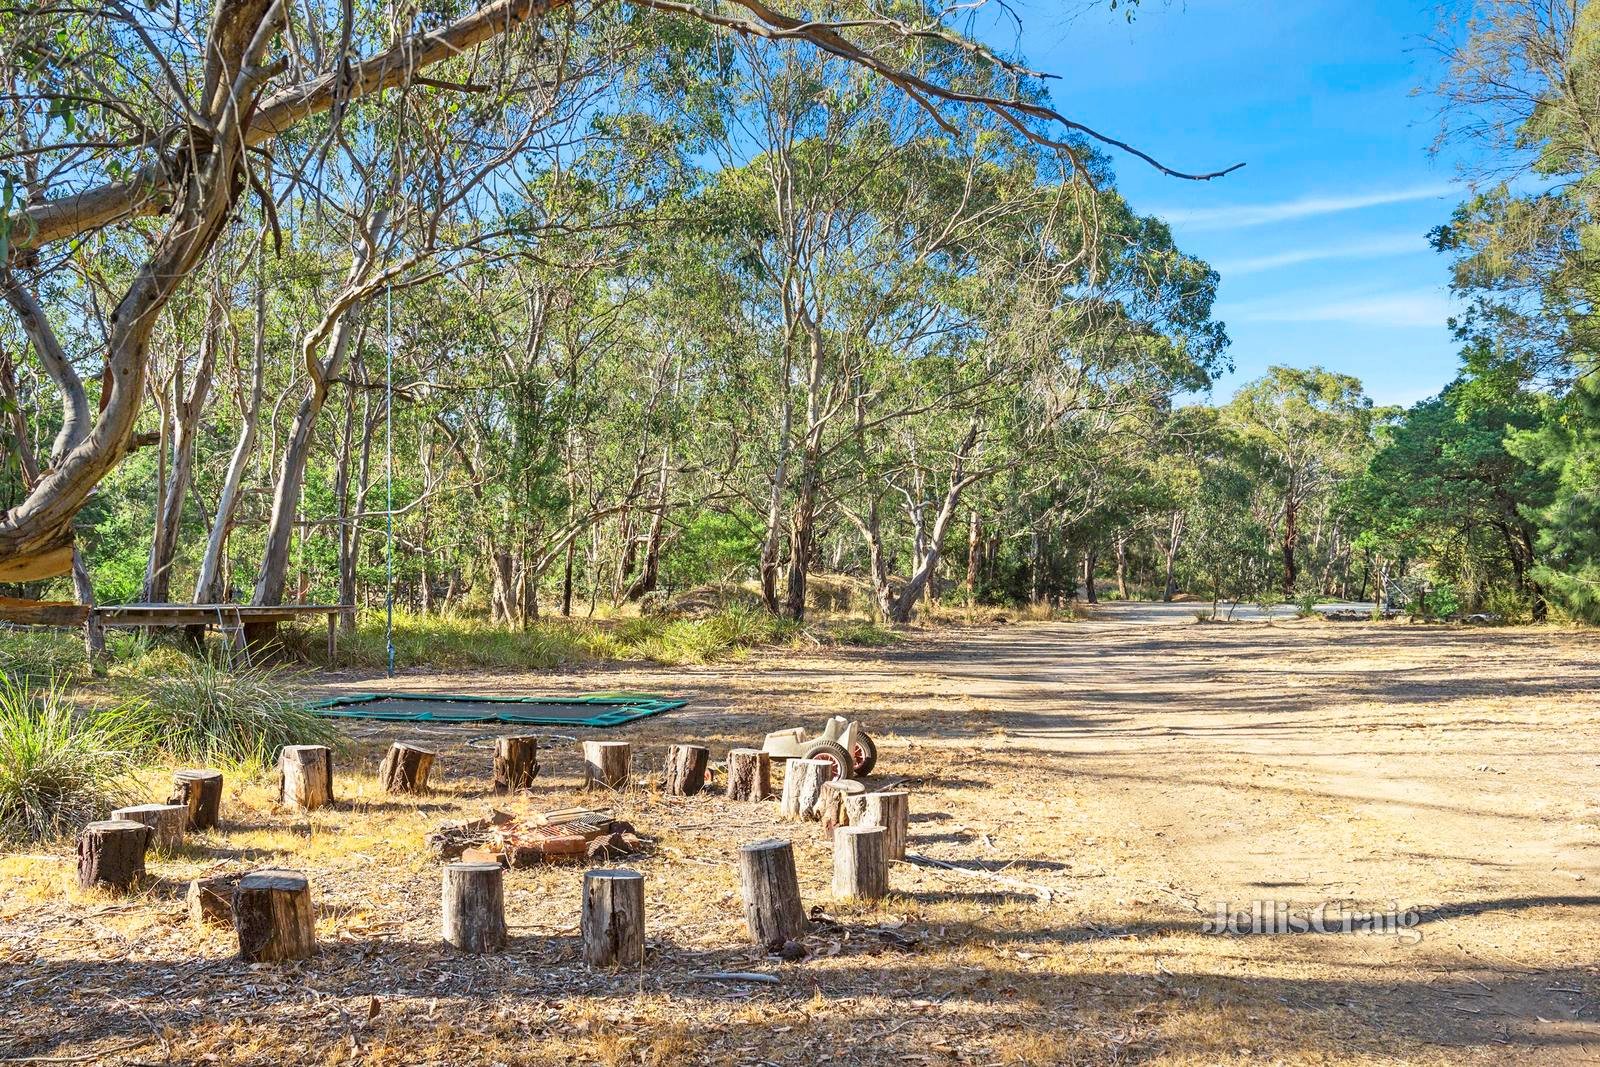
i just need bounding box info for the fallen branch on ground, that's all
[903,852,1056,904]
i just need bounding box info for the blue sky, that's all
[980,1,1469,407]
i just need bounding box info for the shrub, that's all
[113,659,335,768]
[0,675,137,842]
[1482,586,1533,625]
[1407,581,1460,621]
[1253,586,1285,622]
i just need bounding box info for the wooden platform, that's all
[92,603,356,661]
[91,603,350,627]
[0,600,356,663]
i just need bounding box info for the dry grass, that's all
[2,613,1598,1064]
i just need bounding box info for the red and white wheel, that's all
[801,739,854,780]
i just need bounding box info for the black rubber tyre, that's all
[801,739,855,780]
[849,731,878,776]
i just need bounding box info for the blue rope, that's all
[385,283,395,679]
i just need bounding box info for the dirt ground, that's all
[3,606,1599,1065]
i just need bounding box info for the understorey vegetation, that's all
[0,677,136,842]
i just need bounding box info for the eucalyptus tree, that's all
[247,16,623,609]
[1222,367,1376,596]
[1178,420,1276,617]
[0,0,1241,592]
[669,25,1223,623]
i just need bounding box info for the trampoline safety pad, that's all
[309,692,687,728]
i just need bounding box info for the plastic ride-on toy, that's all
[760,716,877,780]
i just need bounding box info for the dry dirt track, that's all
[4,610,1600,1065]
[311,607,1600,1062]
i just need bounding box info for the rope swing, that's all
[384,282,396,679]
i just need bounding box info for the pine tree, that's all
[1510,370,1600,621]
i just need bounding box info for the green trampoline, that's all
[309,692,687,728]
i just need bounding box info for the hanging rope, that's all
[385,282,395,678]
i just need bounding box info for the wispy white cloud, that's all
[1214,234,1426,276]
[1158,184,1455,232]
[1228,287,1453,329]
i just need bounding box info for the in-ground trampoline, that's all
[309,692,687,728]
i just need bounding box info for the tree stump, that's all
[76,819,150,891]
[581,868,645,969]
[833,825,889,901]
[779,758,830,821]
[234,870,316,962]
[188,874,239,928]
[858,790,909,860]
[737,838,807,949]
[110,803,187,852]
[277,745,334,810]
[492,735,539,794]
[168,769,224,831]
[726,748,771,801]
[582,740,631,791]
[378,742,435,795]
[442,861,506,954]
[663,744,710,797]
[819,779,867,836]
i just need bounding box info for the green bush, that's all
[1254,586,1285,621]
[1482,586,1533,624]
[113,659,335,768]
[0,675,137,842]
[1408,582,1461,621]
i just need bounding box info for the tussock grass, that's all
[321,612,598,670]
[112,658,334,768]
[103,641,201,681]
[0,628,242,683]
[309,605,810,669]
[609,604,803,664]
[0,630,89,684]
[0,675,137,842]
[827,620,901,647]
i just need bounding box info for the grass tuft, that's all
[0,630,88,684]
[0,674,137,842]
[609,605,802,664]
[306,606,808,669]
[315,612,597,671]
[112,658,334,768]
[827,621,901,647]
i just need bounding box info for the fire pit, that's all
[427,806,647,867]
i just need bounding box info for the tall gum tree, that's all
[0,0,1240,589]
